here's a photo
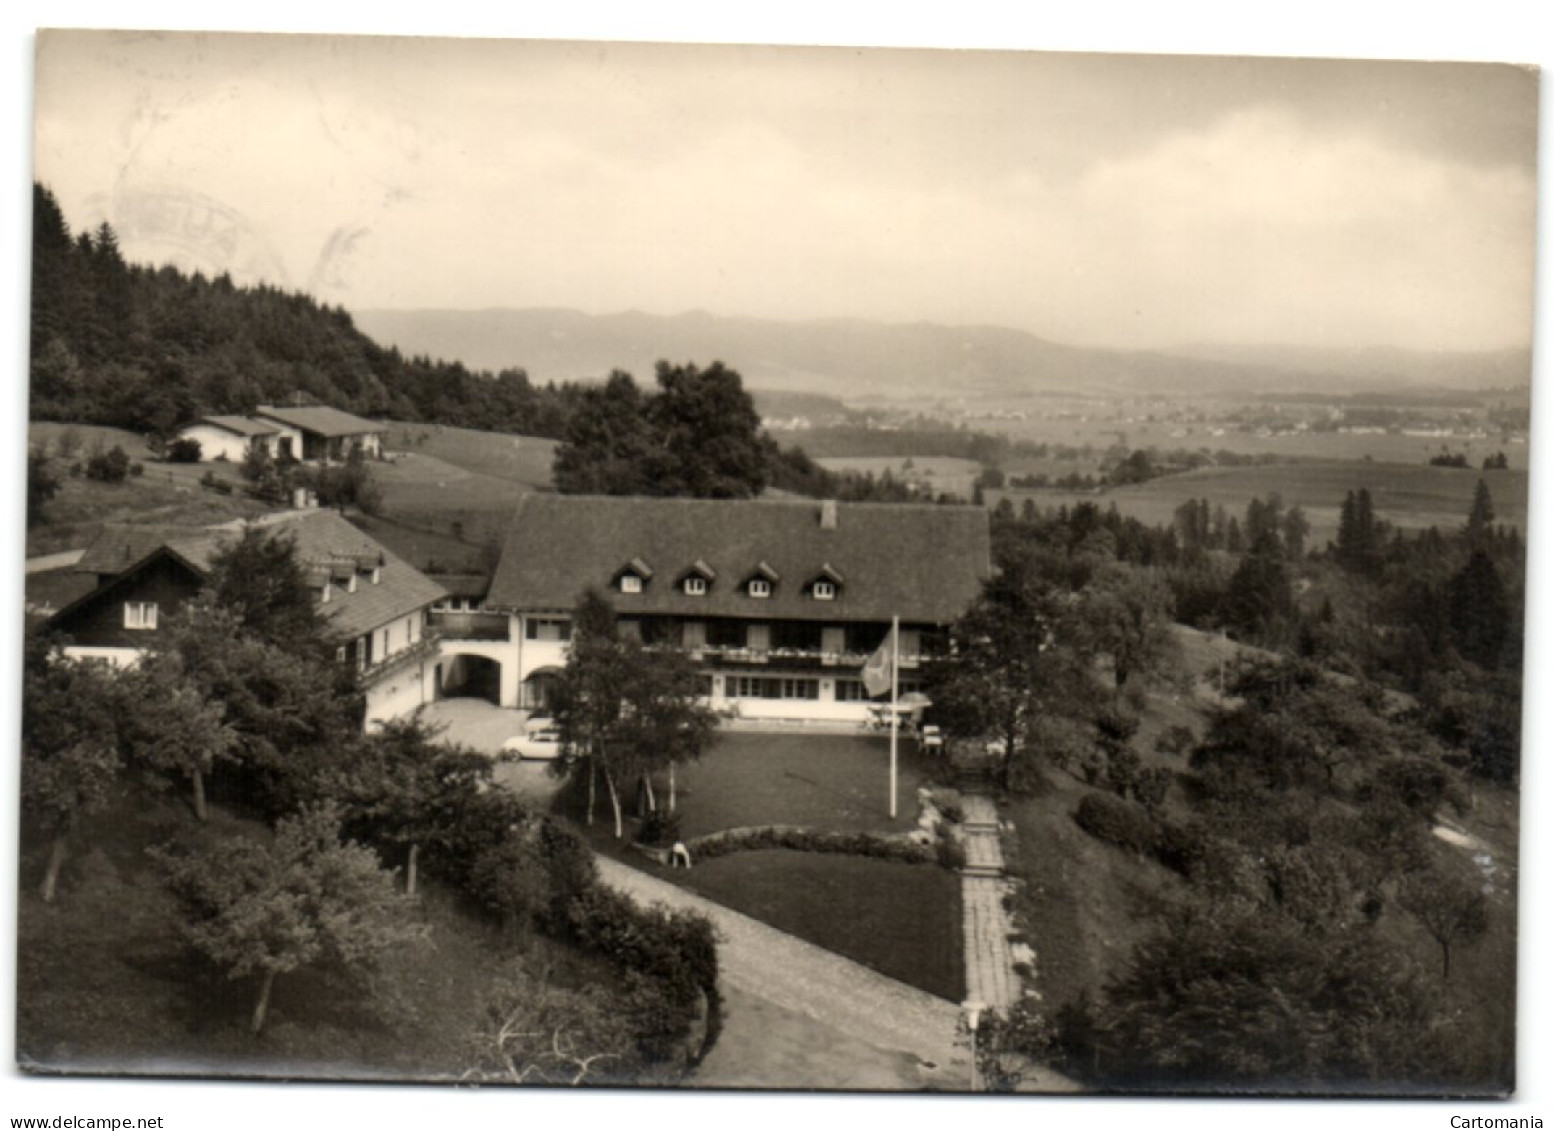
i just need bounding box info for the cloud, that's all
[33,34,1538,352]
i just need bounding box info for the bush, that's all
[1154,724,1197,758]
[637,808,683,847]
[935,832,967,870]
[686,825,934,865]
[565,885,718,1006]
[166,437,203,462]
[1152,819,1205,875]
[468,831,549,942]
[1074,791,1158,856]
[84,444,131,483]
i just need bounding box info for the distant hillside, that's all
[1174,342,1532,393]
[352,307,1529,402]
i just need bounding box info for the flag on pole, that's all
[861,624,897,698]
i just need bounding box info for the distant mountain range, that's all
[351,307,1532,402]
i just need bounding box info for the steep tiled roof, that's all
[197,415,280,437]
[68,510,446,642]
[240,510,446,640]
[75,525,226,576]
[253,404,384,438]
[486,496,990,625]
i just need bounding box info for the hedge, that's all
[1073,791,1159,856]
[685,824,935,865]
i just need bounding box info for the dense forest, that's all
[29,183,582,439]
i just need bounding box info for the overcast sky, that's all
[32,30,1539,352]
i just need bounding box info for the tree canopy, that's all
[552,361,772,499]
[153,803,421,1034]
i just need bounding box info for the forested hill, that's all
[27,183,579,439]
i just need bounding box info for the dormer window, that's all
[614,557,653,594]
[809,563,845,601]
[745,561,780,599]
[679,559,717,597]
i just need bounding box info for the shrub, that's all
[536,817,597,931]
[84,444,131,483]
[685,825,934,865]
[130,461,144,477]
[935,833,967,870]
[564,885,718,1006]
[1073,791,1158,856]
[637,808,683,847]
[468,831,549,942]
[166,437,203,463]
[1152,819,1204,875]
[1133,766,1173,814]
[1154,724,1197,758]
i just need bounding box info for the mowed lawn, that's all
[569,730,962,1002]
[668,730,935,839]
[675,850,964,1003]
[380,421,557,488]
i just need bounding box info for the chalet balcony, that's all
[357,630,442,686]
[654,643,926,670]
[427,610,511,641]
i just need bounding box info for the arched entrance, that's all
[439,653,502,704]
[521,666,563,711]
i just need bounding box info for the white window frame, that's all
[124,602,158,630]
[812,580,836,601]
[620,575,643,594]
[748,578,771,598]
[684,576,708,596]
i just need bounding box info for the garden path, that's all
[595,855,970,1091]
[957,792,1084,1093]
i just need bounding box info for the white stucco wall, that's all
[364,658,432,731]
[61,645,143,669]
[177,424,250,463]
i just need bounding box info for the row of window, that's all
[620,573,837,601]
[726,676,924,702]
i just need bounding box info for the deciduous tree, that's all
[153,804,421,1034]
[20,634,123,903]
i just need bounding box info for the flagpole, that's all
[889,614,899,819]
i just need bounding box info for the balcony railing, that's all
[651,643,927,669]
[357,631,442,686]
[427,610,511,641]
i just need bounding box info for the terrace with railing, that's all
[427,609,511,641]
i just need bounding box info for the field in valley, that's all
[814,455,982,499]
[988,460,1527,545]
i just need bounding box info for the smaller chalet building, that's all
[176,405,384,463]
[47,510,446,730]
[177,415,283,463]
[457,496,992,723]
[252,404,384,462]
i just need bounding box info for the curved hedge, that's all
[685,824,936,865]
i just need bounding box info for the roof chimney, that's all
[820,500,838,530]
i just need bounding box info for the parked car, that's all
[502,725,565,761]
